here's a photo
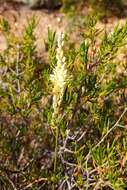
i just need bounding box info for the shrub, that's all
[61,0,125,18]
[88,0,125,18]
[0,16,127,189]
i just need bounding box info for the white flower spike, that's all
[50,31,69,116]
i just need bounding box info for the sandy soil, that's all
[0,1,126,55]
[0,1,68,56]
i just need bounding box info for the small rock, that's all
[13,0,62,9]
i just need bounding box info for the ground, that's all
[0,1,126,57]
[0,1,67,60]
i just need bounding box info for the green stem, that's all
[53,124,59,190]
[54,125,59,173]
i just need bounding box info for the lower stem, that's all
[53,125,59,190]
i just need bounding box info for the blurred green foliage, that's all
[61,0,125,17]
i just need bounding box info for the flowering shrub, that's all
[0,16,127,190]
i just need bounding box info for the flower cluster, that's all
[50,32,69,116]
